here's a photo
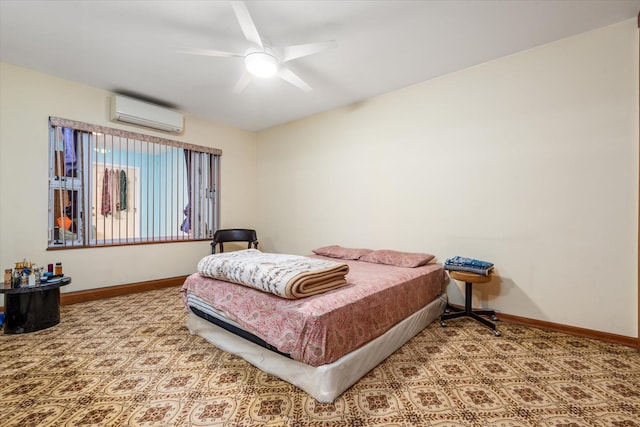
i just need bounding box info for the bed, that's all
[181,247,447,402]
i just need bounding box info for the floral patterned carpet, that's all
[0,286,639,426]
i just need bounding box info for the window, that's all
[48,117,220,248]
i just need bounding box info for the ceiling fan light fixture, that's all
[245,52,278,78]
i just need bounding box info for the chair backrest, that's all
[211,228,259,254]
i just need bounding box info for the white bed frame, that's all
[186,293,447,403]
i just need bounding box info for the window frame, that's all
[48,116,221,249]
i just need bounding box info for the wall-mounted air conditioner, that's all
[110,95,184,134]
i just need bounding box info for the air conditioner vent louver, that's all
[110,95,184,134]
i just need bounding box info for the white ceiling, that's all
[1,0,639,131]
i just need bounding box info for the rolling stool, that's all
[441,270,501,336]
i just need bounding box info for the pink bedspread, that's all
[181,256,445,366]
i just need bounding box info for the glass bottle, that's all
[12,269,21,288]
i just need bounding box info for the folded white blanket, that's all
[197,249,349,299]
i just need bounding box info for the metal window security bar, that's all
[48,117,221,248]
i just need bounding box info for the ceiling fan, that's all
[182,1,337,93]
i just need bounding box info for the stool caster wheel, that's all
[440,321,447,328]
[493,330,501,337]
[491,315,499,322]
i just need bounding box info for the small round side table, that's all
[0,277,71,334]
[441,271,501,336]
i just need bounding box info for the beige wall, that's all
[256,20,639,337]
[0,63,257,293]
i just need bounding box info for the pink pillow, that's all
[312,245,373,260]
[359,249,435,268]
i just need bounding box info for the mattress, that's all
[182,256,445,366]
[185,294,447,402]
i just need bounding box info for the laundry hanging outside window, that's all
[101,168,128,217]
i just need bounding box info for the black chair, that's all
[211,229,259,254]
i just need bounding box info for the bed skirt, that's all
[185,293,447,403]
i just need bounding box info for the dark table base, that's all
[3,287,62,334]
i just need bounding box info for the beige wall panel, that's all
[0,63,257,293]
[256,20,639,337]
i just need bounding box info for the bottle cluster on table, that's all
[3,259,63,288]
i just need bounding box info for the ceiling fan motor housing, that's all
[245,51,278,78]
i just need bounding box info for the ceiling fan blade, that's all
[277,67,312,92]
[178,47,242,58]
[276,40,338,63]
[232,72,252,93]
[231,1,263,49]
